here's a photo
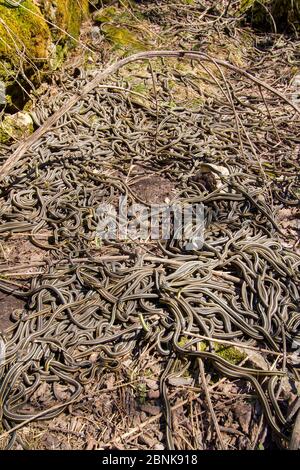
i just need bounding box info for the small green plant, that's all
[136,382,147,404]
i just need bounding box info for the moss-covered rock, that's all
[0,1,90,113]
[0,0,52,112]
[93,5,118,23]
[0,111,33,143]
[42,0,89,43]
[94,4,150,53]
[215,344,247,365]
[102,24,148,51]
[0,0,51,69]
[197,340,247,365]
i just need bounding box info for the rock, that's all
[140,404,161,416]
[168,377,194,387]
[235,347,269,371]
[0,111,33,143]
[154,443,165,450]
[89,352,98,363]
[148,389,160,400]
[42,0,89,42]
[144,378,159,390]
[0,1,51,69]
[0,1,89,112]
[234,402,252,434]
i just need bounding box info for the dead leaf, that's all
[106,374,115,390]
[168,377,194,387]
[140,404,160,416]
[234,402,252,434]
[53,383,69,401]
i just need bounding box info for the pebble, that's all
[140,404,161,416]
[148,389,160,399]
[144,378,159,390]
[154,443,165,450]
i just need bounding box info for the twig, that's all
[251,414,264,450]
[183,331,286,357]
[290,407,300,450]
[0,262,46,272]
[198,356,226,450]
[148,60,159,156]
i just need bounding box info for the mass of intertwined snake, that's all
[0,56,299,449]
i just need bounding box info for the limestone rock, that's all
[0,0,89,113]
[0,111,33,143]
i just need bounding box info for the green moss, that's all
[197,341,208,352]
[102,24,148,52]
[0,0,51,111]
[132,83,147,94]
[0,129,8,144]
[178,336,189,347]
[4,94,13,107]
[0,60,14,84]
[87,113,101,126]
[240,0,256,13]
[182,368,192,378]
[194,340,246,365]
[43,0,89,43]
[143,368,153,378]
[215,344,246,365]
[0,1,90,112]
[136,382,147,404]
[0,0,51,64]
[207,34,248,68]
[94,6,119,23]
[65,0,89,40]
[94,3,151,53]
[95,4,144,23]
